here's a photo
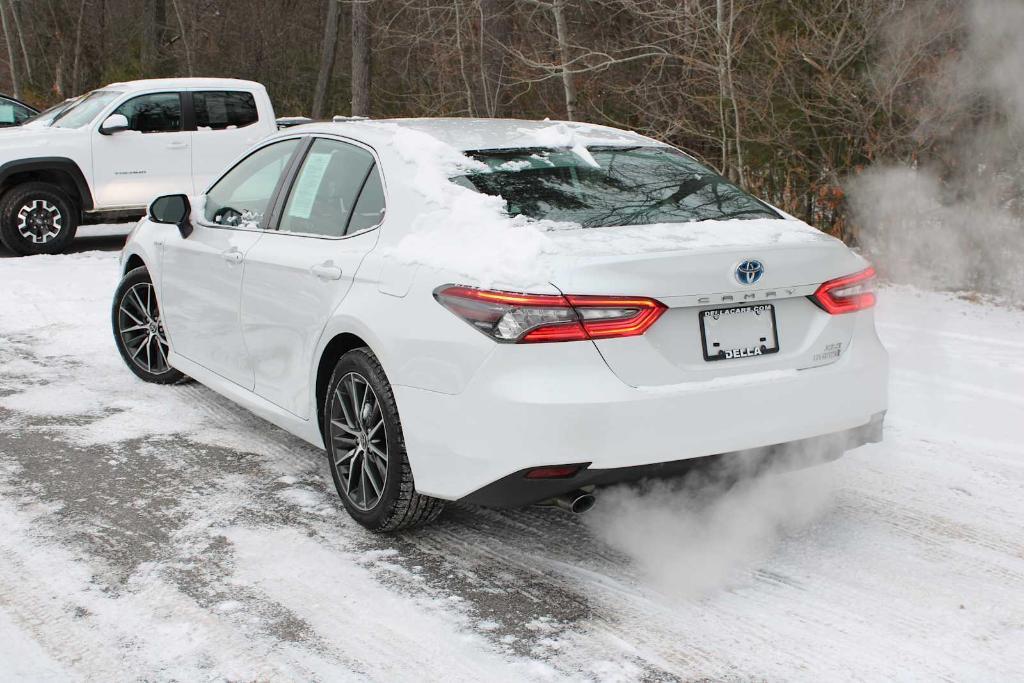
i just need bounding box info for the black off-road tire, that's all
[323,347,445,532]
[112,266,188,384]
[0,182,80,256]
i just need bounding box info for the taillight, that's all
[811,267,877,314]
[434,285,666,343]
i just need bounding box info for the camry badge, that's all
[735,260,764,285]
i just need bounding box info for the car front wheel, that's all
[324,348,444,531]
[111,266,186,384]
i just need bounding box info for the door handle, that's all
[311,262,343,281]
[221,247,244,264]
[166,141,187,149]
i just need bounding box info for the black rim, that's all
[117,282,171,375]
[16,198,63,244]
[328,372,389,511]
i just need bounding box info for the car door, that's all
[189,90,268,193]
[160,137,303,389]
[241,137,386,419]
[91,92,192,208]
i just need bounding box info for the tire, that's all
[323,347,445,532]
[0,182,80,256]
[111,266,187,384]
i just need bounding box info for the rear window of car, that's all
[193,91,258,130]
[452,146,779,228]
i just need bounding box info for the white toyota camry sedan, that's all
[113,118,888,531]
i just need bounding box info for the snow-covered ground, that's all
[0,233,1022,680]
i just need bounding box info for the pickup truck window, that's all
[52,90,122,129]
[112,93,183,133]
[194,91,258,130]
[204,138,300,229]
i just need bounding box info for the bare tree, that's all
[0,0,19,99]
[351,0,372,116]
[140,0,165,76]
[312,0,342,118]
[477,0,513,117]
[9,0,29,85]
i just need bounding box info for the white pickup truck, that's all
[0,78,277,255]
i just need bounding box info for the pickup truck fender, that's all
[0,157,94,211]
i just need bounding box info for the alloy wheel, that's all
[329,372,389,511]
[117,282,171,375]
[16,199,63,244]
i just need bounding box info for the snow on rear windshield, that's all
[452,146,779,228]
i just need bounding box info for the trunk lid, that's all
[545,220,867,387]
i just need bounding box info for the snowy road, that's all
[1,233,1022,680]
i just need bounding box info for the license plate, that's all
[699,304,780,362]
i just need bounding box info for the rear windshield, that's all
[452,146,779,228]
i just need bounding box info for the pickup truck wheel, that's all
[0,182,80,256]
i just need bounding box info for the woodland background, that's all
[1,0,1022,297]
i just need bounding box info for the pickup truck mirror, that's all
[149,194,193,238]
[99,113,129,135]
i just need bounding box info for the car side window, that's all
[112,92,182,133]
[346,166,386,234]
[204,138,300,229]
[278,139,376,238]
[193,91,258,130]
[0,98,33,125]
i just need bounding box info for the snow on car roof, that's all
[292,117,663,152]
[101,77,266,92]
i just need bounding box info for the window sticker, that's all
[288,152,332,220]
[0,104,14,124]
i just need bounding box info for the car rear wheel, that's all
[0,182,79,256]
[112,266,186,384]
[324,348,444,531]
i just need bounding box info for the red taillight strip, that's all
[811,267,877,314]
[435,285,667,343]
[438,285,569,308]
[566,295,667,340]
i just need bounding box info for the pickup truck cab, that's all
[0,78,277,255]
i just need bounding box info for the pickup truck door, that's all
[91,92,193,209]
[160,137,303,389]
[189,90,272,193]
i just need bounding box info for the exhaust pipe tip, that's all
[569,492,596,514]
[545,489,596,514]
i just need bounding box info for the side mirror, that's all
[99,113,129,135]
[149,194,193,238]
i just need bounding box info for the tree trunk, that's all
[453,0,475,115]
[350,0,371,117]
[9,0,29,84]
[168,0,192,76]
[0,0,19,99]
[70,0,87,95]
[140,0,165,76]
[311,0,341,119]
[477,0,512,117]
[552,0,575,120]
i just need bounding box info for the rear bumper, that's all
[395,322,888,502]
[459,411,884,508]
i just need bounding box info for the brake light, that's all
[811,267,877,314]
[434,285,666,343]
